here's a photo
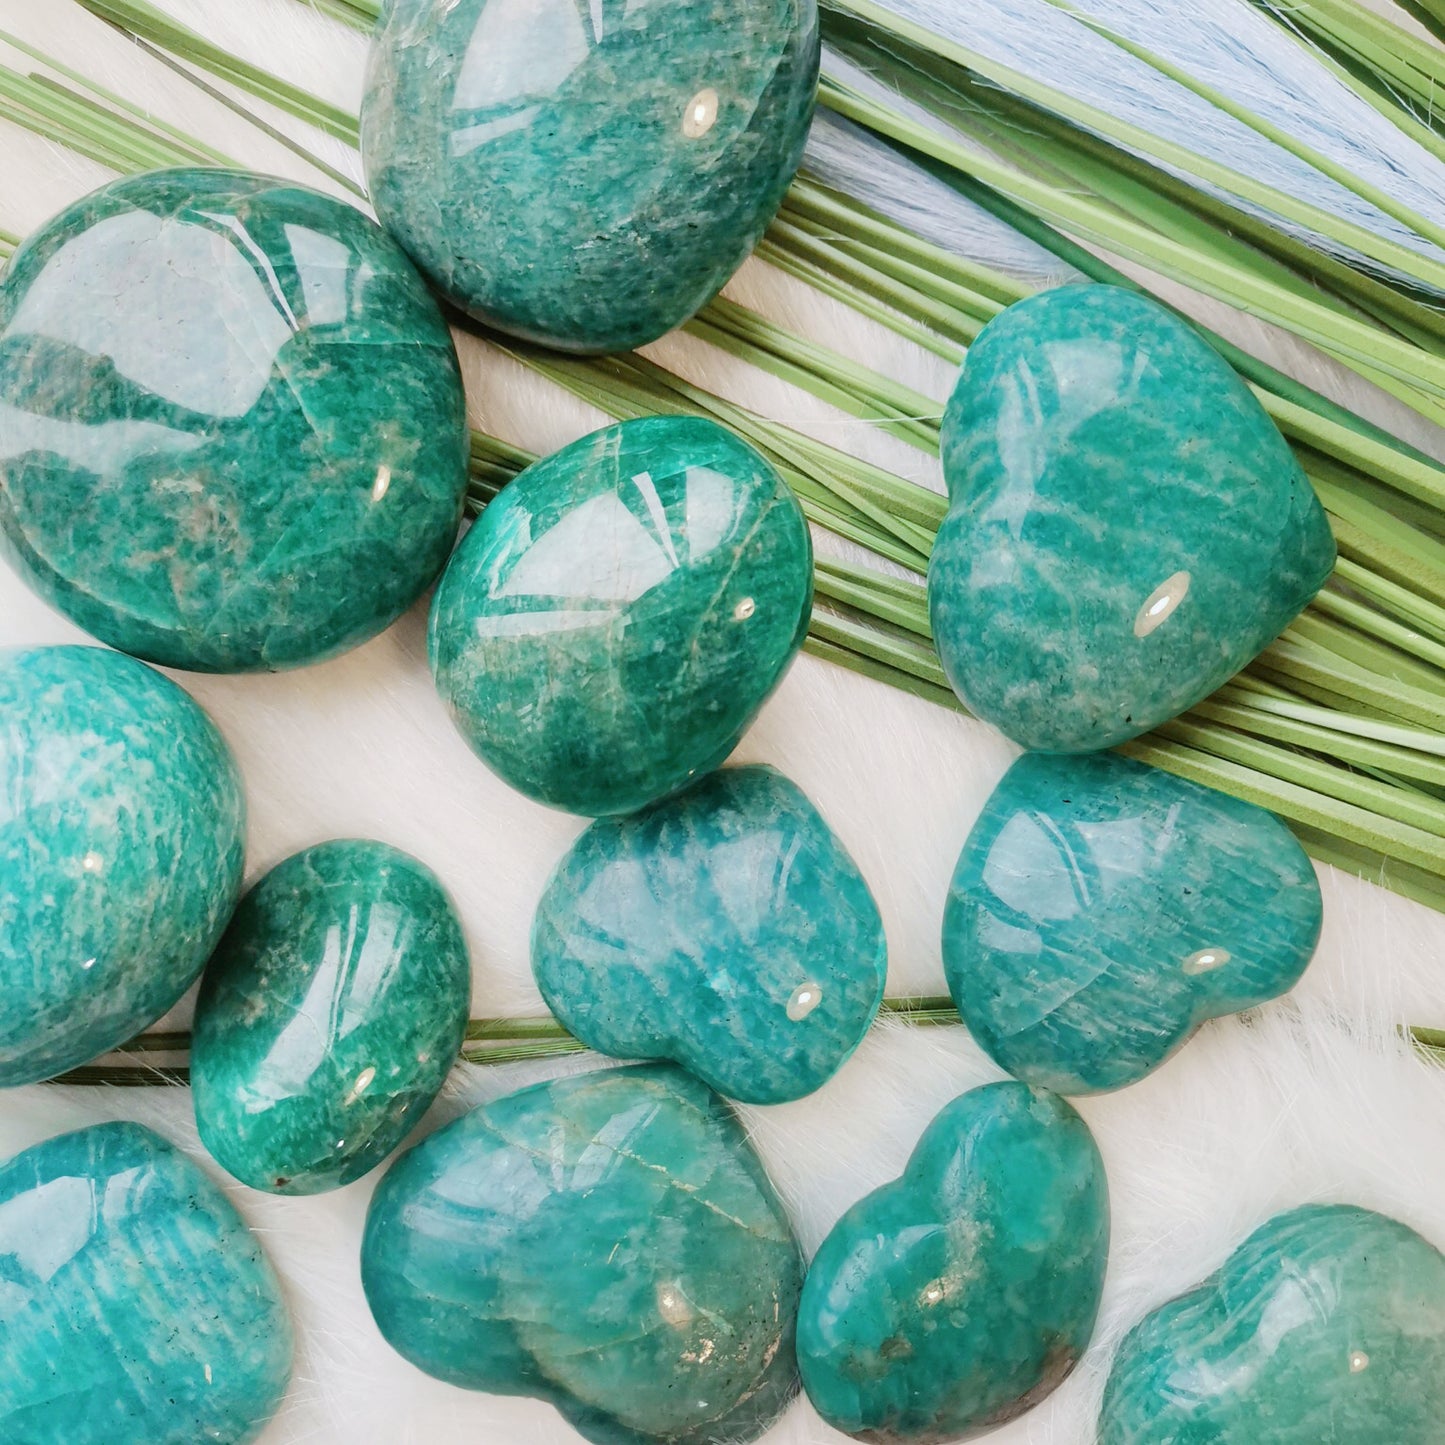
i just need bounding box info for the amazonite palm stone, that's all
[361,1063,804,1445]
[0,1121,293,1445]
[929,285,1335,752]
[429,416,813,815]
[362,0,820,353]
[798,1082,1109,1442]
[532,766,887,1104]
[943,752,1323,1095]
[1099,1204,1445,1443]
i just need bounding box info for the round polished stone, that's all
[192,840,471,1194]
[0,168,470,672]
[429,416,813,816]
[0,646,245,1087]
[361,0,820,353]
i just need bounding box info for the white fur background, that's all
[1,2,1443,1442]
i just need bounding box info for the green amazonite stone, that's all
[0,646,245,1087]
[361,1063,804,1445]
[0,1121,293,1445]
[361,0,820,353]
[0,168,469,672]
[192,840,471,1195]
[943,752,1322,1095]
[532,765,887,1105]
[798,1081,1108,1442]
[929,285,1336,752]
[1099,1204,1445,1443]
[429,416,813,816]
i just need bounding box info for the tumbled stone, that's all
[798,1081,1108,1442]
[943,752,1322,1095]
[0,167,469,672]
[361,0,820,354]
[0,646,245,1087]
[0,1121,293,1445]
[361,1063,803,1445]
[1099,1204,1445,1443]
[429,416,813,816]
[532,765,886,1104]
[192,839,471,1194]
[929,285,1336,752]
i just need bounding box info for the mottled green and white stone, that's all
[362,0,820,353]
[0,1121,293,1445]
[192,840,471,1194]
[532,766,887,1104]
[798,1082,1109,1442]
[1099,1204,1445,1443]
[929,285,1336,752]
[943,752,1322,1095]
[362,1063,804,1445]
[0,646,245,1087]
[0,168,469,672]
[429,416,813,816]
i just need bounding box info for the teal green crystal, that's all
[943,752,1322,1095]
[429,416,813,816]
[0,1121,293,1445]
[1099,1204,1445,1443]
[192,839,471,1194]
[532,765,887,1104]
[0,645,245,1087]
[361,0,820,353]
[797,1081,1109,1442]
[928,284,1336,752]
[0,167,469,672]
[361,1063,804,1445]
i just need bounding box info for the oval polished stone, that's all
[0,646,245,1087]
[362,1063,804,1445]
[192,839,471,1194]
[928,285,1336,752]
[943,752,1323,1095]
[0,168,469,672]
[1099,1204,1445,1443]
[0,1121,293,1445]
[533,766,886,1104]
[429,416,813,816]
[798,1081,1109,1442]
[361,0,820,354]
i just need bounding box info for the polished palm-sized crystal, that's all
[0,646,245,1087]
[943,752,1323,1095]
[929,285,1336,752]
[429,416,813,816]
[798,1082,1109,1442]
[0,168,469,671]
[0,1121,293,1445]
[1099,1204,1445,1443]
[361,1063,804,1445]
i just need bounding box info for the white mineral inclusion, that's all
[787,981,823,1021]
[1182,947,1231,976]
[1350,1350,1371,1373]
[734,596,756,621]
[1134,569,1192,638]
[683,88,720,139]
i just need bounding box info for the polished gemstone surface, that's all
[362,1063,804,1445]
[928,285,1336,752]
[0,167,469,672]
[429,416,813,816]
[798,1081,1109,1442]
[1099,1204,1445,1443]
[361,0,820,353]
[192,839,471,1194]
[943,752,1322,1095]
[0,1121,293,1445]
[532,766,886,1104]
[0,646,245,1087]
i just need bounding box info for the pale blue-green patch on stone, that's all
[943,752,1322,1096]
[928,284,1335,752]
[532,765,887,1105]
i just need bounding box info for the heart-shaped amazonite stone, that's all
[928,285,1336,752]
